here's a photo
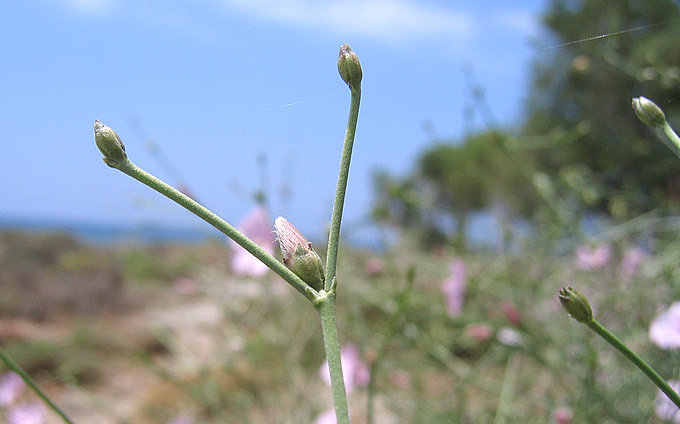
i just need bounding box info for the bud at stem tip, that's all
[632,97,666,128]
[338,44,362,91]
[94,120,127,166]
[558,287,594,324]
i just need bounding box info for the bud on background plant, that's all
[338,43,362,92]
[93,120,127,167]
[274,217,325,291]
[632,97,666,128]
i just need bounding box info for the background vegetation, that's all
[3,0,680,423]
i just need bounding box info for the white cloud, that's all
[222,0,475,44]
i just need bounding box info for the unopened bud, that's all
[274,217,325,291]
[338,44,362,91]
[632,96,666,128]
[558,287,593,324]
[94,120,127,167]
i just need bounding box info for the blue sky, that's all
[0,0,549,243]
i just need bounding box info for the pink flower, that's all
[464,323,493,342]
[230,205,274,277]
[6,402,45,424]
[619,247,648,279]
[551,406,573,424]
[365,258,384,277]
[441,258,467,317]
[0,373,25,407]
[319,344,370,394]
[656,380,680,423]
[649,302,680,349]
[575,244,612,270]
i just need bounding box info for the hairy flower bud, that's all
[632,97,666,128]
[94,120,127,167]
[274,217,325,291]
[558,287,594,324]
[338,44,362,91]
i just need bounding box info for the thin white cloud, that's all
[61,0,115,15]
[223,0,475,44]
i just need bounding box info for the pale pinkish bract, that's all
[0,373,25,408]
[655,380,680,423]
[575,244,612,270]
[274,217,310,262]
[230,205,274,277]
[649,302,680,349]
[319,344,370,394]
[441,258,467,317]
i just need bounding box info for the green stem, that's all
[658,122,680,159]
[324,87,361,290]
[111,159,312,300]
[315,283,350,424]
[0,346,74,424]
[586,319,680,409]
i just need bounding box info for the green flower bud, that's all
[274,217,325,291]
[338,43,362,92]
[94,120,127,167]
[558,287,594,324]
[632,97,666,128]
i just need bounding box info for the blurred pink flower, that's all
[575,244,612,270]
[230,205,274,277]
[551,406,573,424]
[6,402,45,424]
[649,302,680,349]
[464,323,493,342]
[0,373,25,407]
[656,380,680,423]
[313,409,337,424]
[501,300,522,327]
[441,258,467,317]
[619,246,648,279]
[319,344,370,394]
[365,257,384,277]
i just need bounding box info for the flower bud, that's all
[274,217,325,291]
[632,97,666,128]
[338,44,362,91]
[94,120,127,166]
[558,287,594,324]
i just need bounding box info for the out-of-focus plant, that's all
[523,0,680,221]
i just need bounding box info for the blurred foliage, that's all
[523,0,680,220]
[373,0,680,250]
[373,131,542,250]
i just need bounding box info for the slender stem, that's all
[325,87,361,290]
[658,122,680,159]
[315,283,350,424]
[586,319,680,409]
[0,346,74,424]
[111,159,313,300]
